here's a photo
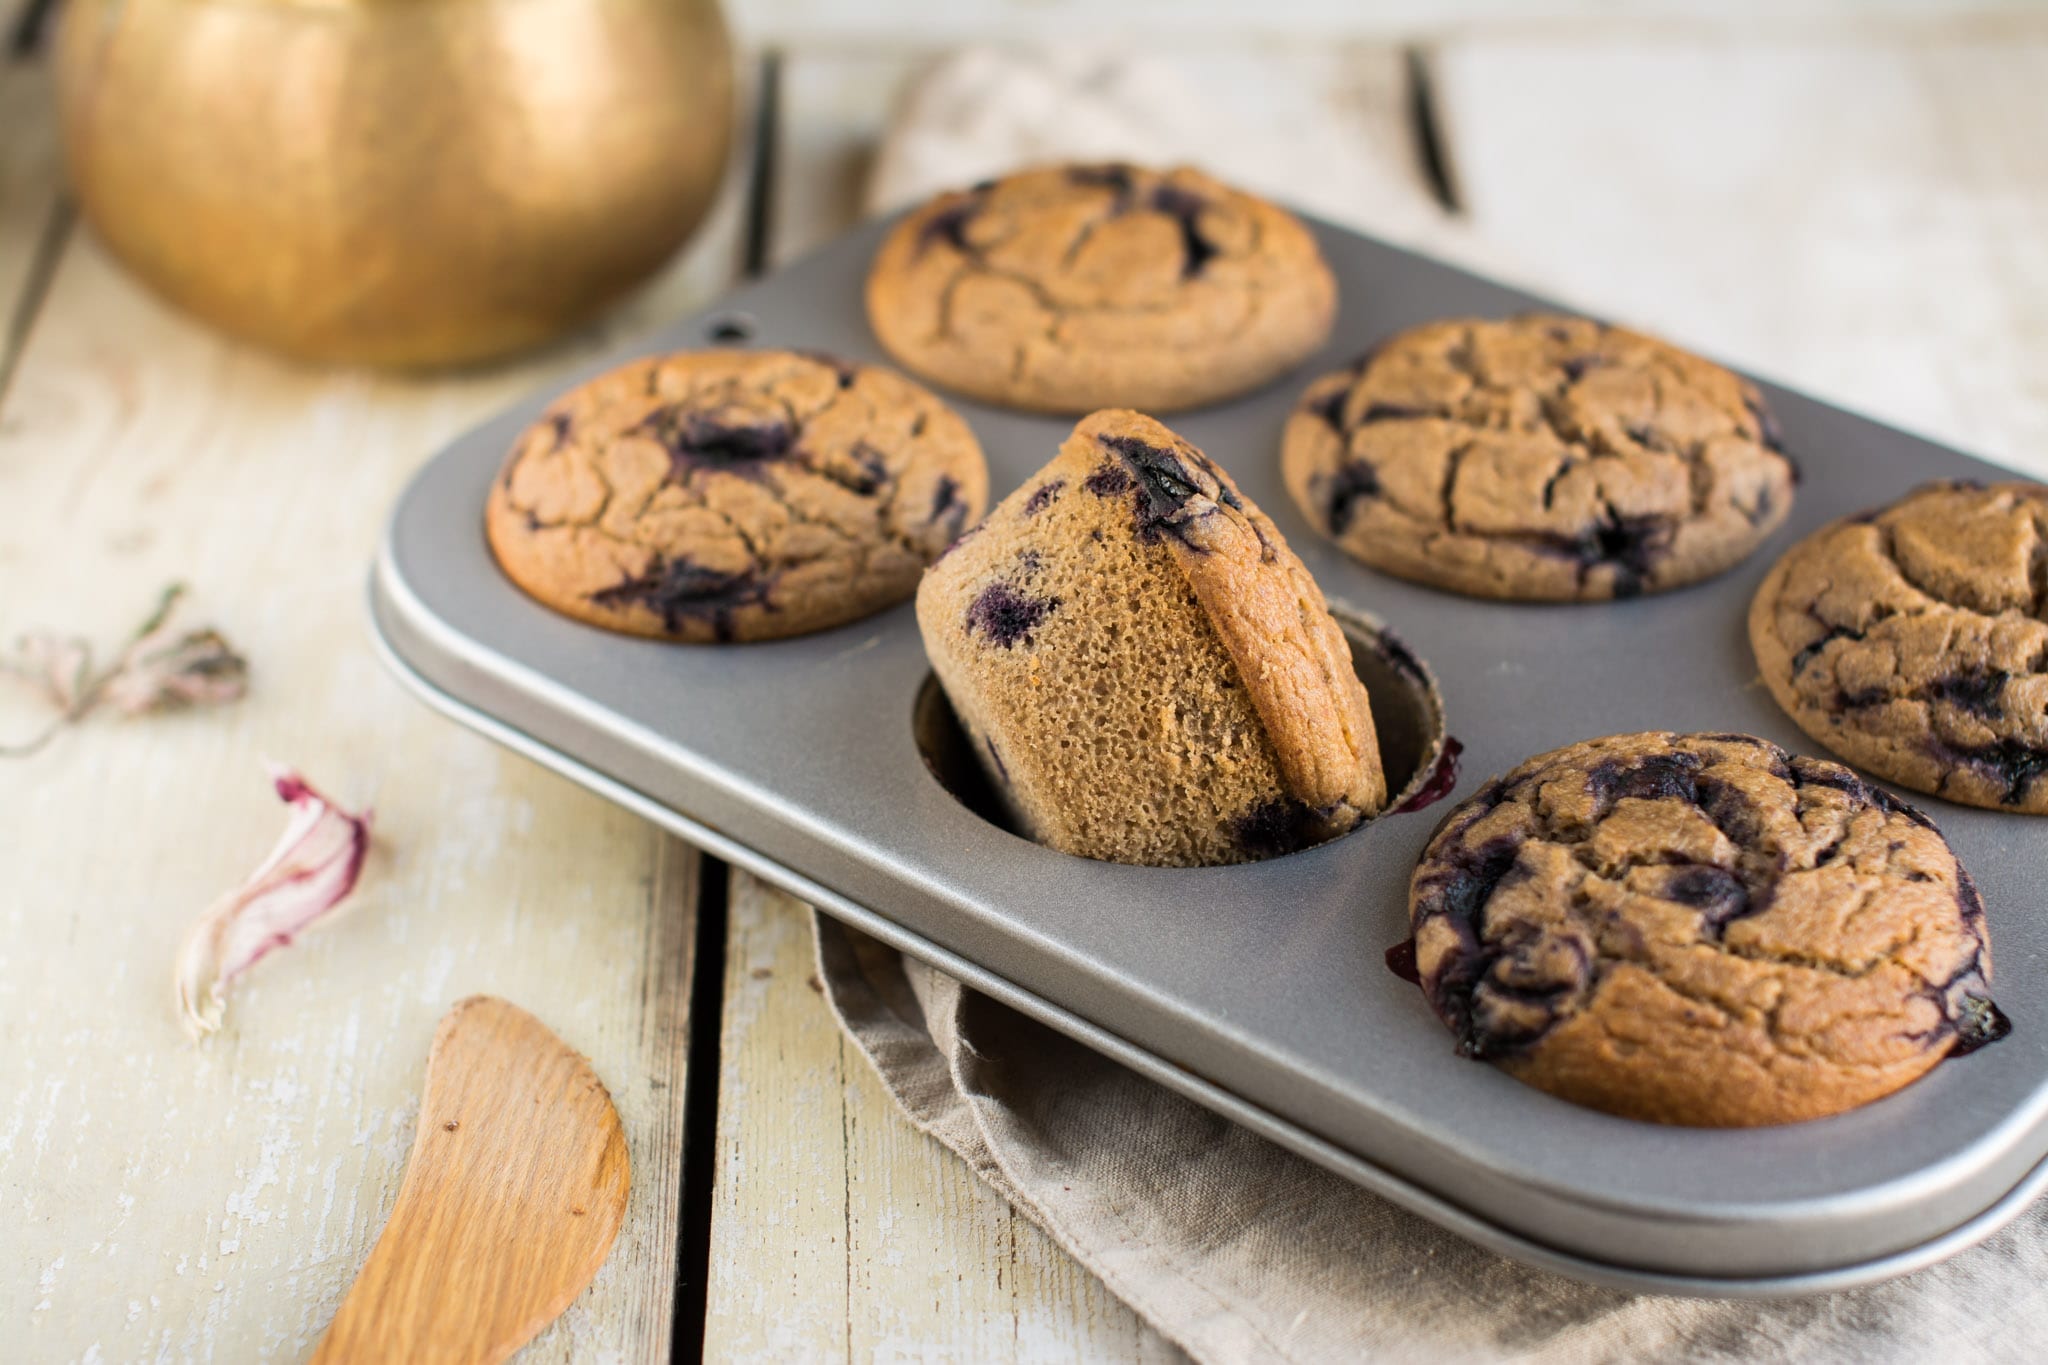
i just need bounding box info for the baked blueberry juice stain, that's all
[965,581,1059,648]
[591,559,771,642]
[638,409,794,481]
[1395,736,1463,814]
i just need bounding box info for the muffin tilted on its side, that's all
[916,410,1386,867]
[1406,731,2008,1127]
[868,163,1336,414]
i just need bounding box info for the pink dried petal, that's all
[102,627,249,716]
[4,631,94,713]
[174,763,373,1040]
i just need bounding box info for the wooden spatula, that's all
[312,995,631,1364]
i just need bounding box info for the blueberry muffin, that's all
[1281,315,1796,600]
[1407,731,2007,1127]
[916,409,1386,866]
[1750,480,2048,814]
[866,163,1336,415]
[487,349,987,642]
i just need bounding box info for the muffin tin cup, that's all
[369,214,2048,1296]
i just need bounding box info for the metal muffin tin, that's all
[370,215,2048,1296]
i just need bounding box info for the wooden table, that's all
[7,7,2047,1360]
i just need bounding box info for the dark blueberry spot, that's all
[1148,184,1219,279]
[1589,752,1700,810]
[591,559,772,641]
[1626,423,1661,449]
[918,197,984,254]
[1384,938,1421,985]
[1096,434,1215,543]
[1396,736,1464,814]
[1023,479,1066,516]
[1930,667,2010,719]
[1083,465,1133,498]
[1791,624,1864,676]
[1415,835,1522,937]
[1932,736,2048,806]
[1067,163,1135,200]
[1662,865,1752,932]
[1836,685,1891,710]
[825,442,887,496]
[547,411,573,448]
[1560,355,1602,382]
[1325,461,1381,537]
[1229,797,1334,859]
[637,409,795,479]
[965,581,1060,649]
[930,475,966,530]
[1580,513,1670,597]
[1540,460,1576,512]
[1311,386,1350,433]
[1951,994,2013,1055]
[1695,774,1765,849]
[1359,402,1430,424]
[984,736,1010,785]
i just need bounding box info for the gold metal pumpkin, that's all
[54,0,735,368]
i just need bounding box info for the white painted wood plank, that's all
[704,875,1183,1364]
[1432,36,2048,476]
[729,1,2045,47]
[0,60,759,1359]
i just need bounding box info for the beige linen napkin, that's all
[816,913,2048,1363]
[824,48,2048,1362]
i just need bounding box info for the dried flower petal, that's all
[4,631,95,713]
[102,627,248,715]
[174,763,373,1041]
[1,584,247,757]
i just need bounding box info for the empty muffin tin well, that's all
[912,610,1450,860]
[370,214,2048,1296]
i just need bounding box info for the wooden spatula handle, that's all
[313,996,630,1365]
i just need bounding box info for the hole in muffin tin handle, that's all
[703,312,756,344]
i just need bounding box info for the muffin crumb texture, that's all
[917,409,1385,866]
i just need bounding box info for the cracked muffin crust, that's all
[1281,314,1797,600]
[1750,480,2048,814]
[1408,731,2007,1127]
[916,409,1386,866]
[866,163,1337,414]
[486,349,988,642]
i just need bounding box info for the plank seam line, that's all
[1403,46,1463,215]
[0,197,72,416]
[670,55,781,1363]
